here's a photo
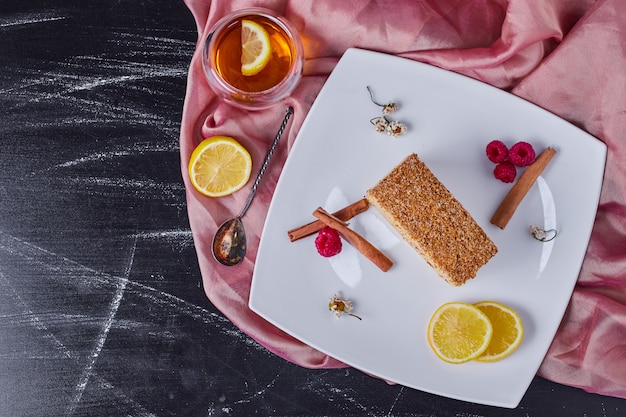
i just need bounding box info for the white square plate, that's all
[249,48,606,408]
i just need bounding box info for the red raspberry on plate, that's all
[485,140,509,163]
[315,227,342,257]
[508,141,536,166]
[494,161,517,183]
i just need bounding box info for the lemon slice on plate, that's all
[427,302,493,364]
[474,301,524,362]
[188,136,252,197]
[241,19,272,76]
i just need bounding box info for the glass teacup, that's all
[202,8,304,110]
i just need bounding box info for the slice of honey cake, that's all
[365,153,497,286]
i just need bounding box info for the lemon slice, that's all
[474,301,524,362]
[188,136,252,197]
[427,302,493,364]
[241,19,272,76]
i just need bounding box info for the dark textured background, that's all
[1,1,625,416]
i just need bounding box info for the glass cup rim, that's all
[201,7,304,109]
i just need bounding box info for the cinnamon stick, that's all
[490,147,557,229]
[313,207,393,272]
[288,198,369,242]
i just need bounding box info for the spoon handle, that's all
[237,106,294,219]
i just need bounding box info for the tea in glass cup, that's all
[202,8,304,109]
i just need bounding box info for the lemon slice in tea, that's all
[188,136,252,197]
[427,302,493,364]
[474,301,524,362]
[241,19,272,76]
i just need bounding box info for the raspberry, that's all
[494,161,517,183]
[315,227,342,257]
[485,140,509,163]
[508,141,536,166]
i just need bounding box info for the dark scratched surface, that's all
[1,1,625,416]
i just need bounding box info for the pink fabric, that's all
[180,0,626,398]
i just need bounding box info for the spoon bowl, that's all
[212,217,246,266]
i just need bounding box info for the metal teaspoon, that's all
[212,106,294,266]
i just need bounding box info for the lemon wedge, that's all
[241,19,272,76]
[427,302,493,364]
[474,301,524,362]
[188,136,252,197]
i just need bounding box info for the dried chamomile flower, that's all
[387,120,408,137]
[381,102,398,115]
[329,294,362,320]
[530,225,557,242]
[367,86,398,114]
[370,116,389,133]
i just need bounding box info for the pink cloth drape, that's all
[180,0,626,398]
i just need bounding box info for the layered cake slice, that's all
[365,153,497,286]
